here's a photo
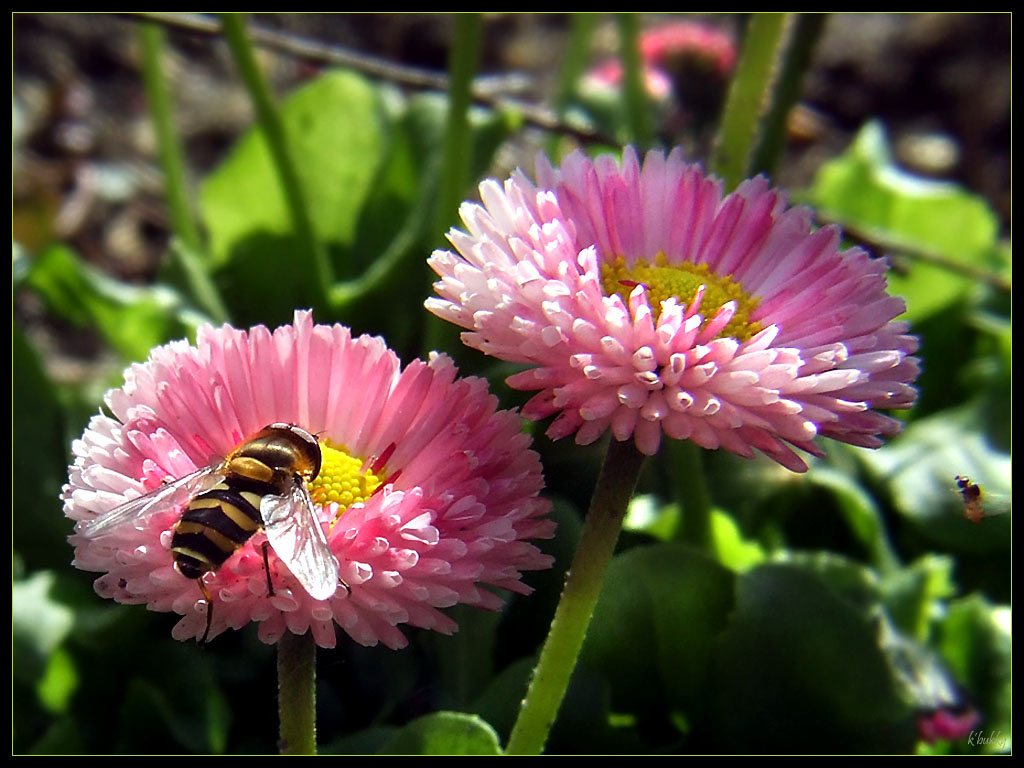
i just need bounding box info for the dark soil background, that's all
[13,13,1010,274]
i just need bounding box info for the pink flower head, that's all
[640,21,736,77]
[583,21,735,102]
[426,148,920,472]
[63,311,554,649]
[916,707,981,744]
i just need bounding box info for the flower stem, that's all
[667,439,713,549]
[138,23,229,325]
[277,631,318,755]
[617,13,653,150]
[711,13,790,189]
[219,13,333,309]
[748,13,826,178]
[436,12,481,236]
[506,438,646,755]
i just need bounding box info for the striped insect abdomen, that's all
[170,476,271,580]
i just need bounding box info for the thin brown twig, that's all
[123,12,615,146]
[818,215,1012,295]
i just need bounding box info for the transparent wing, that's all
[79,466,225,539]
[261,482,340,601]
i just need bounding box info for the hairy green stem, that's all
[219,13,332,308]
[749,14,826,178]
[617,13,653,150]
[711,13,790,188]
[277,631,318,755]
[426,13,482,355]
[436,13,481,236]
[506,438,646,755]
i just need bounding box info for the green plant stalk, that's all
[330,164,438,308]
[617,13,653,150]
[711,13,790,189]
[219,13,332,308]
[553,14,599,116]
[749,13,826,178]
[506,438,646,755]
[425,13,481,355]
[546,13,599,158]
[277,631,318,755]
[138,23,229,324]
[436,13,481,238]
[667,439,713,549]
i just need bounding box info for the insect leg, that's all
[197,579,214,646]
[262,540,275,596]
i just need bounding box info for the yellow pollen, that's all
[309,442,383,521]
[600,253,763,341]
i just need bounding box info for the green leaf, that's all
[804,121,1002,320]
[377,712,503,755]
[581,544,735,719]
[879,555,957,640]
[22,244,198,362]
[861,404,1011,553]
[776,550,881,615]
[113,663,231,754]
[12,572,75,685]
[805,466,899,571]
[710,509,767,572]
[203,69,386,265]
[26,716,83,755]
[201,70,387,322]
[622,494,681,542]
[13,324,69,572]
[36,647,78,714]
[707,564,915,752]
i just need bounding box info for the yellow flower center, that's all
[309,442,383,521]
[600,253,762,341]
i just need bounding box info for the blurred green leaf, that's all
[777,551,881,615]
[711,509,767,572]
[470,656,534,744]
[804,121,1002,321]
[113,662,231,754]
[880,555,957,640]
[581,544,735,720]
[707,564,915,752]
[22,243,197,361]
[622,494,681,541]
[861,404,1011,553]
[377,711,502,755]
[36,646,78,714]
[25,716,82,755]
[203,70,386,266]
[321,725,398,756]
[12,572,75,685]
[201,70,387,322]
[13,323,70,572]
[805,466,898,571]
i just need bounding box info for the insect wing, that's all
[261,482,339,601]
[79,466,225,539]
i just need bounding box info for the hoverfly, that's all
[954,475,1011,524]
[78,423,340,644]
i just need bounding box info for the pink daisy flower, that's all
[63,311,554,649]
[426,148,920,472]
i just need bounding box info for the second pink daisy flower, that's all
[427,147,919,472]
